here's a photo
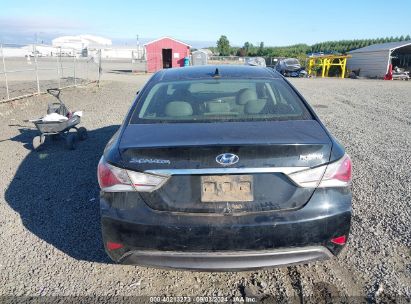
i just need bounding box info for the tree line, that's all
[212,34,411,58]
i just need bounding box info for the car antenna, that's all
[213,68,221,78]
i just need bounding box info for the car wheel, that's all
[33,135,46,150]
[77,127,88,141]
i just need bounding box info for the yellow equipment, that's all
[307,55,351,78]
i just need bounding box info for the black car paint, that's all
[106,66,344,164]
[100,187,351,261]
[275,59,306,77]
[100,65,351,269]
[119,121,332,168]
[118,120,334,213]
[139,173,313,213]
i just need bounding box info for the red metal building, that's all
[144,37,191,73]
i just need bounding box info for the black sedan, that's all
[98,65,352,271]
[275,58,307,77]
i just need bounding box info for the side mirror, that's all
[136,91,140,95]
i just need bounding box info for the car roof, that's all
[155,65,280,82]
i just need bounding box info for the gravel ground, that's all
[0,76,410,303]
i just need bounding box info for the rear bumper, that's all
[100,187,352,270]
[119,246,333,271]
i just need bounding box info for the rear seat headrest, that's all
[165,101,193,116]
[172,88,191,101]
[236,88,258,105]
[245,99,267,114]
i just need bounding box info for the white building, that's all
[22,44,65,56]
[1,35,145,59]
[347,41,411,78]
[52,35,112,50]
[0,47,29,57]
[52,35,145,59]
[198,49,213,57]
[89,45,145,59]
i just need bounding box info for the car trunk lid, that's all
[119,120,332,213]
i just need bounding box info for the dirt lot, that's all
[0,76,410,303]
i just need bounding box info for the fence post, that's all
[59,47,64,78]
[56,47,61,88]
[73,49,77,86]
[97,49,101,87]
[86,55,89,81]
[1,44,10,100]
[33,44,40,94]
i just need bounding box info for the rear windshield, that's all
[130,78,312,123]
[285,59,300,65]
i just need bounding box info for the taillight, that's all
[97,158,134,192]
[97,157,169,192]
[331,235,347,245]
[288,154,352,188]
[106,241,124,251]
[127,171,169,192]
[318,154,351,187]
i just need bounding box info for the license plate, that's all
[201,175,253,202]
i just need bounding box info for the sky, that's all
[1,0,410,48]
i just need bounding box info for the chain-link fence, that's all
[0,43,101,103]
[91,45,147,74]
[97,58,147,74]
[208,56,245,65]
[208,56,279,67]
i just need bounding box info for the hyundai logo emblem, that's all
[216,153,239,166]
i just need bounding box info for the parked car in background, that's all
[275,58,307,77]
[98,65,352,271]
[245,57,266,67]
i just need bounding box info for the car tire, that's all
[33,135,45,150]
[77,127,88,141]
